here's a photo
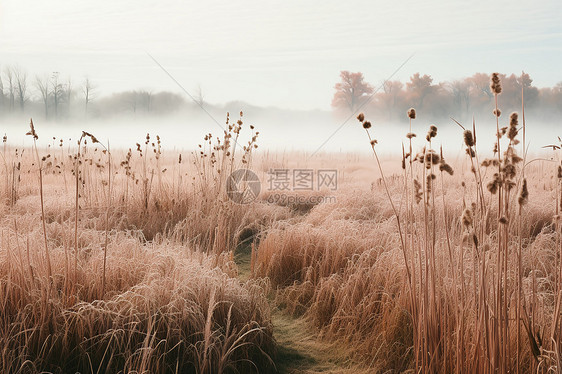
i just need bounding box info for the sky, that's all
[0,0,561,110]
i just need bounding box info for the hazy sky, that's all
[1,0,561,110]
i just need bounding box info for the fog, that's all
[1,1,561,157]
[2,111,559,163]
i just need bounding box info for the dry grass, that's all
[0,115,276,373]
[253,74,562,373]
[2,77,561,374]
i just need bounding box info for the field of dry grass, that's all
[1,75,562,373]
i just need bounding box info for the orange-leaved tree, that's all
[331,71,373,112]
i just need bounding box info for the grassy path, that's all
[234,245,366,374]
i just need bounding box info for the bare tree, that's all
[66,77,73,117]
[448,79,472,116]
[51,72,64,119]
[35,74,50,119]
[4,66,15,111]
[13,66,29,111]
[82,78,96,117]
[127,91,139,113]
[140,90,153,112]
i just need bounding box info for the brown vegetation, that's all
[1,73,561,373]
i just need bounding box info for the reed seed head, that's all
[424,150,440,169]
[487,174,501,194]
[357,113,365,122]
[493,108,502,117]
[26,119,38,140]
[481,158,499,167]
[462,208,473,228]
[518,178,529,206]
[413,179,422,204]
[439,161,454,176]
[490,72,502,94]
[426,125,437,141]
[407,108,416,119]
[508,112,519,141]
[463,130,475,147]
[363,121,372,129]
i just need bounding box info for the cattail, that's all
[414,179,423,204]
[426,173,436,194]
[363,121,372,129]
[407,108,416,119]
[481,158,499,167]
[426,125,437,141]
[357,113,365,122]
[424,151,439,169]
[490,72,502,94]
[487,174,500,194]
[439,161,454,175]
[463,130,475,147]
[504,163,516,179]
[462,208,473,228]
[424,150,440,165]
[558,165,562,179]
[518,178,529,205]
[466,148,475,158]
[493,108,502,117]
[508,112,519,140]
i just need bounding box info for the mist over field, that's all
[1,110,558,158]
[2,1,562,373]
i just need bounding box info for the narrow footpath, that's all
[234,245,368,374]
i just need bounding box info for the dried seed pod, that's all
[463,130,475,147]
[490,72,502,94]
[407,108,416,119]
[462,208,473,228]
[518,178,529,206]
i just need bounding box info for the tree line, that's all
[0,65,188,121]
[332,71,562,122]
